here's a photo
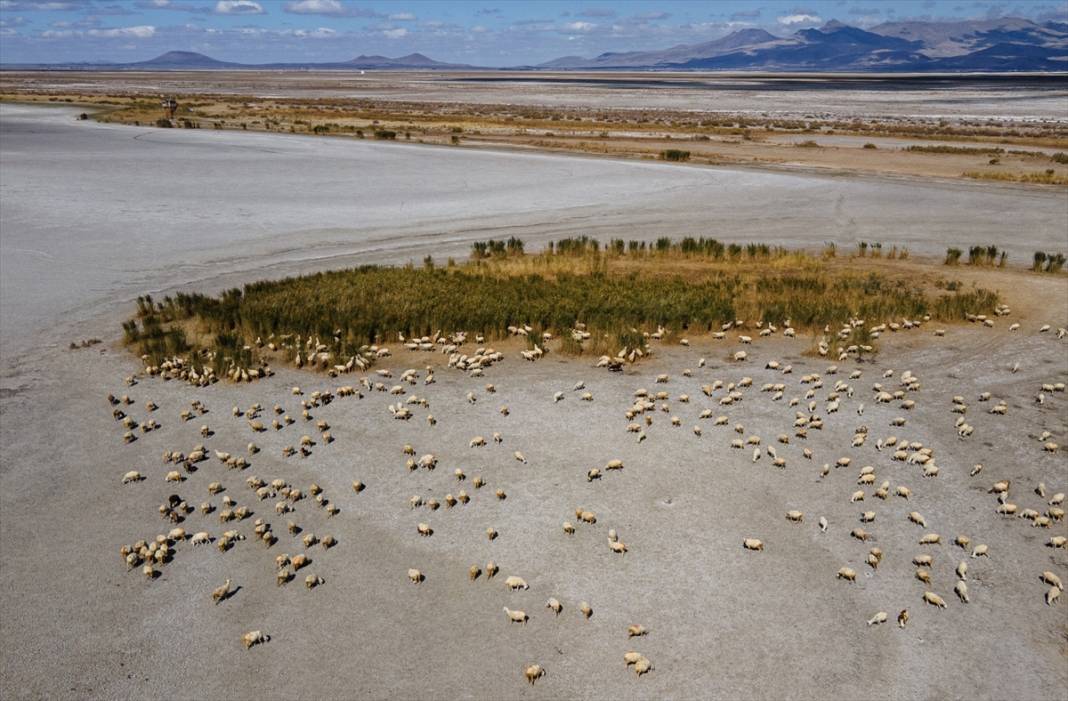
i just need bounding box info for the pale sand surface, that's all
[0,103,1066,700]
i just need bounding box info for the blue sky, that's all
[0,0,1064,65]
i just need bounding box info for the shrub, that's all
[862,143,877,149]
[155,118,173,128]
[795,140,819,148]
[944,248,963,265]
[1051,152,1068,164]
[1033,251,1048,271]
[374,130,397,140]
[660,149,691,162]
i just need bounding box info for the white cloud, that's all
[88,25,157,38]
[564,21,595,32]
[284,0,343,15]
[778,13,822,25]
[389,12,415,21]
[382,27,407,38]
[292,27,336,38]
[215,0,264,15]
[0,1,79,9]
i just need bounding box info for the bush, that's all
[155,118,173,128]
[374,130,397,140]
[862,143,877,149]
[1052,152,1068,164]
[795,140,819,148]
[944,248,963,265]
[660,149,690,162]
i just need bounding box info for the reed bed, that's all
[123,237,1000,369]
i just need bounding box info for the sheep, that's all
[580,601,593,619]
[627,624,648,637]
[486,528,498,541]
[486,562,499,579]
[624,652,644,666]
[818,516,828,533]
[470,436,486,448]
[407,568,424,584]
[923,591,947,609]
[851,528,872,541]
[972,544,990,558]
[212,579,232,604]
[898,610,909,628]
[514,451,527,464]
[1047,587,1062,606]
[291,553,309,570]
[122,471,144,484]
[837,567,857,582]
[1048,536,1067,549]
[503,607,528,624]
[241,630,267,649]
[743,538,764,551]
[609,539,628,554]
[525,664,545,685]
[955,535,971,550]
[546,598,562,615]
[165,471,183,483]
[919,533,941,545]
[785,510,804,523]
[634,657,653,677]
[563,522,575,535]
[305,574,324,589]
[417,523,433,537]
[867,611,888,626]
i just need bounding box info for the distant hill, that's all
[538,17,1068,72]
[130,51,239,69]
[4,50,471,71]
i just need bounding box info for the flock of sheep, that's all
[112,311,1066,687]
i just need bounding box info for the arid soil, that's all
[0,99,1066,700]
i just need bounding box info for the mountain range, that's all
[541,18,1068,71]
[4,18,1066,72]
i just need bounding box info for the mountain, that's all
[3,50,470,71]
[540,28,778,69]
[129,51,239,69]
[538,18,1068,72]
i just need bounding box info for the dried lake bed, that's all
[0,101,1066,700]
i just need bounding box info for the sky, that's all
[0,0,1065,66]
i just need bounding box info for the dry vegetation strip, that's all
[122,237,1000,373]
[3,89,1067,184]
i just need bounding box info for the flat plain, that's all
[0,74,1066,700]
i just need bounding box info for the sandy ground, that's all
[3,70,1067,122]
[1,296,1066,700]
[1,102,1067,700]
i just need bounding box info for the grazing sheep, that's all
[486,562,499,579]
[1048,536,1067,549]
[546,598,562,615]
[837,567,857,582]
[503,607,528,624]
[417,523,433,537]
[1043,571,1064,590]
[624,652,644,666]
[867,612,888,626]
[241,630,267,649]
[212,579,232,604]
[122,471,144,484]
[954,581,970,603]
[407,568,423,584]
[505,576,529,591]
[1047,587,1062,606]
[580,602,592,619]
[785,510,804,523]
[627,624,648,637]
[743,538,764,551]
[919,533,941,545]
[525,665,545,685]
[563,522,575,535]
[923,592,947,609]
[898,610,909,628]
[486,528,498,541]
[634,657,653,677]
